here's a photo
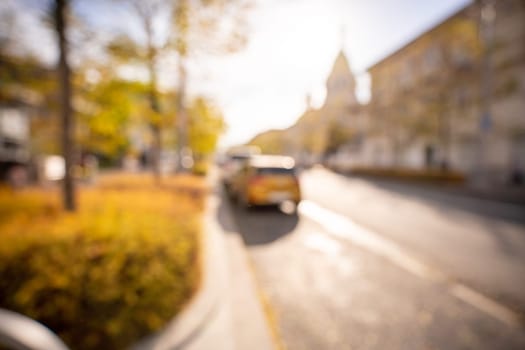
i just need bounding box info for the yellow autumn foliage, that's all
[0,173,207,349]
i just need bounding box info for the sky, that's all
[189,0,472,147]
[4,0,472,148]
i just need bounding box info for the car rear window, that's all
[256,167,295,175]
[230,155,250,161]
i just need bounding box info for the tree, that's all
[0,3,60,155]
[54,0,75,211]
[170,0,250,171]
[107,0,168,180]
[76,78,150,161]
[110,0,250,173]
[187,97,225,158]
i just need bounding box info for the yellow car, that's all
[231,155,301,207]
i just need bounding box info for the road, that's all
[217,167,525,350]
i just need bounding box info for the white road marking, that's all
[450,284,522,328]
[303,233,342,256]
[302,232,358,278]
[298,199,523,329]
[298,200,438,280]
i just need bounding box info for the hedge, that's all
[347,167,466,184]
[0,174,206,349]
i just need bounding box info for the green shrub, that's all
[0,174,205,349]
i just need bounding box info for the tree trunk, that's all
[150,123,161,181]
[146,25,162,182]
[174,0,190,173]
[54,0,76,211]
[148,76,162,182]
[176,59,188,173]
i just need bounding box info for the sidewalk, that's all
[131,181,275,350]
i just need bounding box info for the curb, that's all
[131,177,274,350]
[130,195,225,350]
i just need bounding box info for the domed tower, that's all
[325,51,358,108]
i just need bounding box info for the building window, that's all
[423,45,442,76]
[399,60,413,89]
[451,45,473,69]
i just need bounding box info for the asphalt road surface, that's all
[217,167,525,350]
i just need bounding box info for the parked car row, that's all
[220,152,302,208]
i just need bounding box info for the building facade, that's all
[366,0,525,185]
[250,0,524,186]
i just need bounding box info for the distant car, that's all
[220,146,260,191]
[230,155,301,207]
